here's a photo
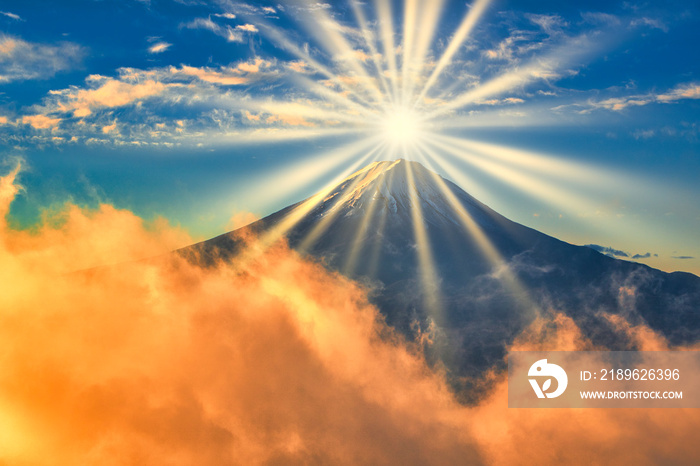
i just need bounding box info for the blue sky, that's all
[0,0,699,274]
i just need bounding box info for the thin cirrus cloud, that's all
[183,17,244,42]
[630,17,668,32]
[182,16,259,42]
[148,42,172,54]
[213,12,236,19]
[172,65,249,85]
[582,82,700,112]
[170,59,272,85]
[0,35,84,82]
[526,13,567,35]
[0,11,22,21]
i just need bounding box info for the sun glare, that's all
[381,108,423,145]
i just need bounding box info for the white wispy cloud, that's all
[225,3,279,16]
[630,17,668,32]
[166,58,274,86]
[182,17,244,42]
[182,12,260,41]
[482,34,532,61]
[585,82,700,112]
[656,82,700,102]
[287,60,310,73]
[302,3,331,11]
[480,15,566,66]
[148,42,172,54]
[236,24,258,32]
[0,11,22,21]
[580,11,668,33]
[174,66,248,85]
[213,13,236,19]
[476,97,525,106]
[0,35,84,82]
[526,14,567,35]
[580,12,621,26]
[632,129,655,140]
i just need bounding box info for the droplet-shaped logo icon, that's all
[528,359,568,399]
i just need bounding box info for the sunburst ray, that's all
[295,143,387,253]
[295,0,389,108]
[415,0,491,106]
[404,153,444,320]
[349,0,395,101]
[375,0,401,102]
[413,142,538,311]
[427,135,607,229]
[341,161,394,276]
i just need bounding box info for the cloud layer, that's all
[2,164,700,465]
[0,35,83,82]
[0,164,481,465]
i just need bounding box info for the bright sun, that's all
[381,108,423,146]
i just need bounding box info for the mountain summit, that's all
[184,159,700,401]
[302,159,477,228]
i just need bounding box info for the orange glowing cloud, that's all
[226,211,259,230]
[0,164,480,465]
[21,114,61,129]
[469,313,700,465]
[1,164,699,465]
[55,77,169,117]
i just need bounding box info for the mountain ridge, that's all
[180,158,700,402]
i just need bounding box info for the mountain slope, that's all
[181,159,700,401]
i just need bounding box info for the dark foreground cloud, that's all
[1,165,700,465]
